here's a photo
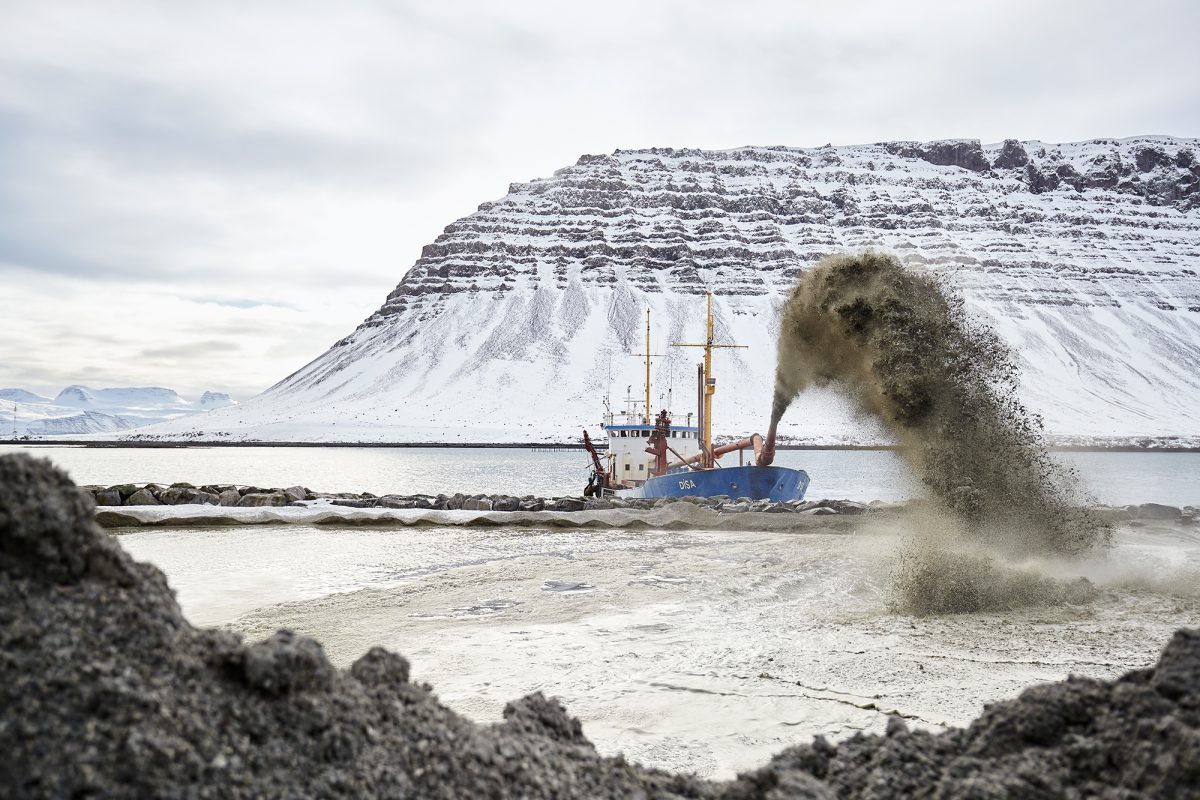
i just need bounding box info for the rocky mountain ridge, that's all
[130,136,1200,444]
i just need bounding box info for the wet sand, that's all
[119,517,1200,780]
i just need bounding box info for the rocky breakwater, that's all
[83,481,315,508]
[4,452,1200,798]
[84,481,1197,523]
[83,481,883,514]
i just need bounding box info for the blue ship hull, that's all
[615,465,810,502]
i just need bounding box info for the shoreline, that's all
[8,439,1200,453]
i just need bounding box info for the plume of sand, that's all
[771,253,1110,613]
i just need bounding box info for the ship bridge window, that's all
[619,431,627,437]
[642,430,650,437]
[624,463,630,472]
[638,463,644,471]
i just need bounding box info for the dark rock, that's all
[235,492,288,508]
[887,139,990,172]
[218,489,240,507]
[832,500,868,515]
[159,487,195,505]
[552,497,586,512]
[330,498,374,509]
[94,487,124,506]
[125,488,160,506]
[993,139,1030,169]
[446,492,466,510]
[462,498,493,511]
[1135,146,1170,172]
[284,486,307,503]
[492,496,520,512]
[159,487,219,506]
[376,495,413,509]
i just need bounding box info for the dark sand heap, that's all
[3,453,1199,799]
[772,253,1113,613]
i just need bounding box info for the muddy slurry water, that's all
[771,253,1112,613]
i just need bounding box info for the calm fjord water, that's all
[2,444,1197,506]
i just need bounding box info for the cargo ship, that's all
[582,293,809,502]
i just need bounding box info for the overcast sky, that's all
[1,0,1196,399]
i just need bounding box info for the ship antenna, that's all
[631,307,664,425]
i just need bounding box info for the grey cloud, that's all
[1,0,1196,396]
[138,340,241,360]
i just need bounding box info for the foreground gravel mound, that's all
[2,453,1197,799]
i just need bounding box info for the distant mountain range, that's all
[69,136,1200,445]
[1,386,235,437]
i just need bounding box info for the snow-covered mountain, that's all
[0,389,50,404]
[130,136,1200,445]
[198,391,236,409]
[2,386,238,437]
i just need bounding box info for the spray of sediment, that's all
[772,253,1111,613]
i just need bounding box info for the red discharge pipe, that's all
[757,420,777,467]
[715,433,762,461]
[670,433,768,469]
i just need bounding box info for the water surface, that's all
[5,444,1198,505]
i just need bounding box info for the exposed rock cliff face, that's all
[132,136,1200,444]
[3,453,1199,798]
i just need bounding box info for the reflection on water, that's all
[2,444,1198,505]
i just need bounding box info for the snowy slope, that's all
[0,389,51,404]
[3,386,238,437]
[129,136,1200,445]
